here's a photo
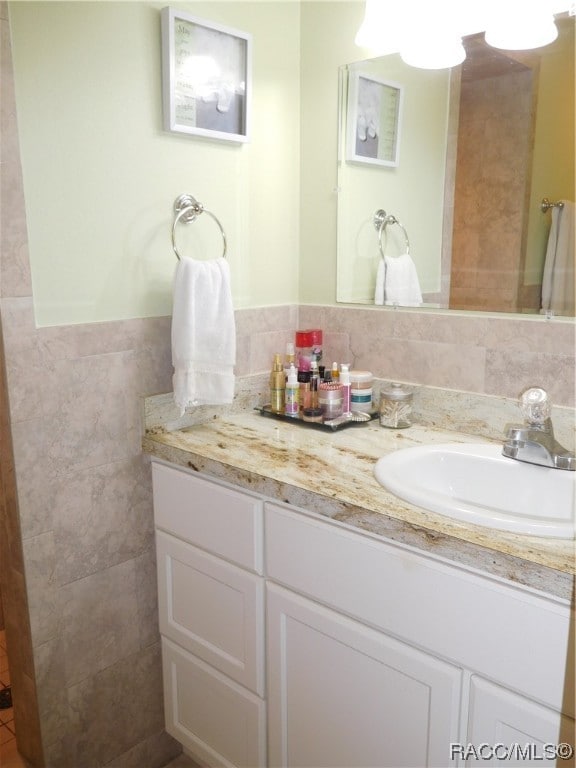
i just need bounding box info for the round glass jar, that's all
[302,407,324,423]
[318,382,343,420]
[379,384,413,428]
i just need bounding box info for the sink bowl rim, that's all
[374,442,575,540]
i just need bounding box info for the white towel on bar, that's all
[171,256,236,415]
[374,257,385,305]
[381,252,423,307]
[541,201,575,317]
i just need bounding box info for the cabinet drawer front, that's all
[162,637,267,768]
[152,461,263,572]
[267,584,461,768]
[265,503,573,713]
[157,531,265,696]
[467,676,576,766]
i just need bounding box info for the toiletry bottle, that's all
[331,362,340,382]
[295,330,313,371]
[298,370,311,412]
[285,364,299,417]
[310,359,319,409]
[284,342,295,380]
[269,353,286,414]
[309,329,323,364]
[340,364,351,414]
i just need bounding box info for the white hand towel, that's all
[541,201,575,316]
[171,256,236,415]
[384,252,423,307]
[374,257,385,305]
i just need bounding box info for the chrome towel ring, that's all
[374,209,410,258]
[172,194,228,260]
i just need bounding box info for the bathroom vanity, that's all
[144,409,575,768]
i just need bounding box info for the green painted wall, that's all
[11,1,301,325]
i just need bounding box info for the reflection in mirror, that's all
[336,15,574,316]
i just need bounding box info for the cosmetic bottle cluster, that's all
[268,329,374,424]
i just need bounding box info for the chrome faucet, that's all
[502,388,575,471]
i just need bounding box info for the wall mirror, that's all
[336,14,574,317]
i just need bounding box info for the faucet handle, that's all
[519,387,551,427]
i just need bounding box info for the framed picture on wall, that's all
[161,7,252,143]
[346,72,403,167]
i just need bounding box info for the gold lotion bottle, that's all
[269,353,286,413]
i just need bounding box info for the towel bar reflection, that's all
[172,194,227,260]
[374,208,410,258]
[541,198,565,213]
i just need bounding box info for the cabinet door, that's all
[466,676,575,767]
[267,583,462,768]
[156,530,265,695]
[162,637,266,768]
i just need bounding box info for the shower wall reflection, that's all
[449,36,535,312]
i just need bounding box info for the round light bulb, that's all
[485,13,558,50]
[400,37,466,69]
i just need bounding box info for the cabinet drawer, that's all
[162,637,267,768]
[157,530,265,695]
[265,503,573,714]
[152,461,263,572]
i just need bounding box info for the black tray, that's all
[256,405,377,432]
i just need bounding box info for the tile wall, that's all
[450,67,534,312]
[299,305,575,408]
[1,4,574,767]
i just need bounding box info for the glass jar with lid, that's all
[379,383,413,428]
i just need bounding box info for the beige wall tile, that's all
[60,559,142,687]
[53,457,154,586]
[66,643,165,766]
[21,532,60,647]
[0,19,32,299]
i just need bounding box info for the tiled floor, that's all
[0,630,28,768]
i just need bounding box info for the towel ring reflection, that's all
[172,194,228,261]
[374,209,410,258]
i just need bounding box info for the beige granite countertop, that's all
[143,410,575,601]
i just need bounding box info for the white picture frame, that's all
[347,71,403,167]
[161,7,252,143]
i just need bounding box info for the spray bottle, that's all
[284,342,296,380]
[269,353,286,414]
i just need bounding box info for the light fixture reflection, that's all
[354,0,403,55]
[485,12,558,50]
[355,0,568,69]
[400,36,466,69]
[179,55,221,97]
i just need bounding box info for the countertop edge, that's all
[143,434,575,603]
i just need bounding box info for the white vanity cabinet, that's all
[264,503,574,768]
[466,677,575,766]
[266,582,461,767]
[151,460,574,768]
[152,461,267,768]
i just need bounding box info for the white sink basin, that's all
[374,443,575,539]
